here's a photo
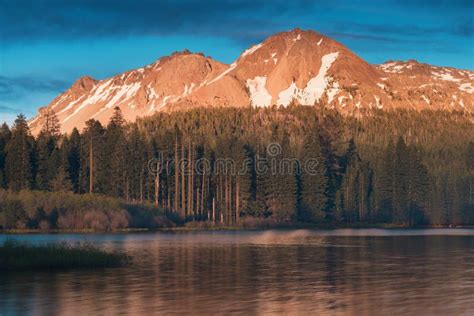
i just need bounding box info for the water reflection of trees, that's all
[0,236,473,314]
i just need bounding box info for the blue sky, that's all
[1,0,473,124]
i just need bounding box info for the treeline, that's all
[0,106,472,228]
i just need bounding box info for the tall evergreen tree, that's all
[104,107,128,197]
[39,110,61,137]
[339,139,364,223]
[263,134,297,220]
[66,128,81,192]
[5,114,34,191]
[299,131,328,222]
[35,111,61,190]
[0,123,11,188]
[127,125,148,202]
[376,140,395,222]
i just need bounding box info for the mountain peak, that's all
[71,76,97,90]
[29,29,474,135]
[171,49,195,56]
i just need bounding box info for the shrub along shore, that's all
[2,189,473,232]
[0,190,177,231]
[0,189,468,233]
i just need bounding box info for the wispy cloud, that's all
[0,76,70,100]
[0,0,317,43]
[1,0,471,43]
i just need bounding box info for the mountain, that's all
[29,29,474,134]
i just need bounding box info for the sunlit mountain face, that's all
[28,29,474,135]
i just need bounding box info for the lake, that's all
[1,229,474,315]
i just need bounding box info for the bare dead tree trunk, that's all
[174,136,179,213]
[154,160,160,207]
[225,175,229,224]
[181,140,186,217]
[126,177,130,202]
[212,197,216,223]
[89,135,93,194]
[236,178,240,224]
[196,187,200,218]
[219,173,223,223]
[201,171,205,217]
[188,140,193,219]
[140,169,143,204]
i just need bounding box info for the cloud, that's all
[333,20,473,40]
[0,104,17,112]
[2,0,470,51]
[328,32,400,43]
[0,0,318,43]
[452,19,474,37]
[0,75,70,100]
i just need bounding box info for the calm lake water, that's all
[1,229,474,315]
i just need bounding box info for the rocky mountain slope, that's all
[29,29,474,134]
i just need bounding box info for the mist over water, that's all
[1,229,473,315]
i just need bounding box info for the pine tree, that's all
[467,142,474,209]
[263,134,297,221]
[49,166,73,192]
[5,114,34,191]
[299,130,328,222]
[39,109,61,137]
[80,119,105,194]
[339,139,362,223]
[231,139,252,222]
[376,140,395,222]
[110,106,126,127]
[127,125,147,202]
[0,123,11,188]
[104,107,128,197]
[251,146,270,217]
[36,113,61,190]
[393,137,411,224]
[406,146,429,225]
[65,128,81,192]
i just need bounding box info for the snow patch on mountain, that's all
[277,82,298,106]
[92,82,141,118]
[241,43,263,58]
[379,62,405,73]
[432,71,461,82]
[327,82,340,104]
[338,96,346,106]
[459,82,474,93]
[246,76,272,107]
[303,51,339,102]
[271,53,278,64]
[422,95,430,105]
[374,96,382,109]
[277,52,339,106]
[63,80,119,123]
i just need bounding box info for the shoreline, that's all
[1,224,472,234]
